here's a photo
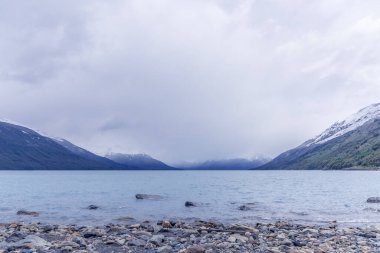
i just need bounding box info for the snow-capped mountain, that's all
[0,120,131,170]
[258,103,380,170]
[306,103,380,146]
[106,153,176,170]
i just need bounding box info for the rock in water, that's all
[238,205,251,211]
[87,205,99,210]
[135,194,164,200]
[185,201,196,207]
[367,197,380,203]
[16,210,39,217]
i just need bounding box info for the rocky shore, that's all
[1,220,380,253]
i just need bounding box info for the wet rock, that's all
[185,201,196,207]
[367,197,380,203]
[238,205,252,211]
[86,205,99,210]
[16,210,39,217]
[116,216,135,222]
[135,193,164,200]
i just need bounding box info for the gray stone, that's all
[238,205,252,211]
[82,231,100,238]
[185,201,196,207]
[87,205,99,210]
[14,235,51,250]
[128,238,146,247]
[135,194,164,200]
[367,197,380,203]
[150,234,165,246]
[157,245,173,253]
[186,245,206,253]
[16,210,39,217]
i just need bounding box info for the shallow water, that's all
[1,170,380,226]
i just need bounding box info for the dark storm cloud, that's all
[1,0,380,163]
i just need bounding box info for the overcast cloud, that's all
[1,0,380,164]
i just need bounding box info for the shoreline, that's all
[1,220,379,252]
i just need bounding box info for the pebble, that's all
[0,220,378,252]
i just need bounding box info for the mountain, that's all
[106,153,177,170]
[51,138,128,168]
[258,103,380,170]
[0,120,129,170]
[177,158,270,170]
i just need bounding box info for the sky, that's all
[1,0,380,164]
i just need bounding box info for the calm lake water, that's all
[1,170,380,226]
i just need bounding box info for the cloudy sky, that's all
[1,0,380,164]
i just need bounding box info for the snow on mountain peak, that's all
[0,118,22,126]
[308,103,380,146]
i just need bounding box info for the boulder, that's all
[16,210,39,217]
[135,194,164,200]
[238,205,252,211]
[367,197,380,203]
[185,201,196,207]
[86,205,99,210]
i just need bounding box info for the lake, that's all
[0,170,380,226]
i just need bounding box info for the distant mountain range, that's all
[105,153,176,170]
[176,158,269,170]
[0,120,174,170]
[3,103,380,170]
[0,121,127,170]
[258,103,380,170]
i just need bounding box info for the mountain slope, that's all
[52,138,126,168]
[0,121,127,170]
[258,104,380,170]
[177,158,269,170]
[106,153,176,170]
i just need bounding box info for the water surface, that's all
[1,170,380,226]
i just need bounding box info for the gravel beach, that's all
[1,220,380,252]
